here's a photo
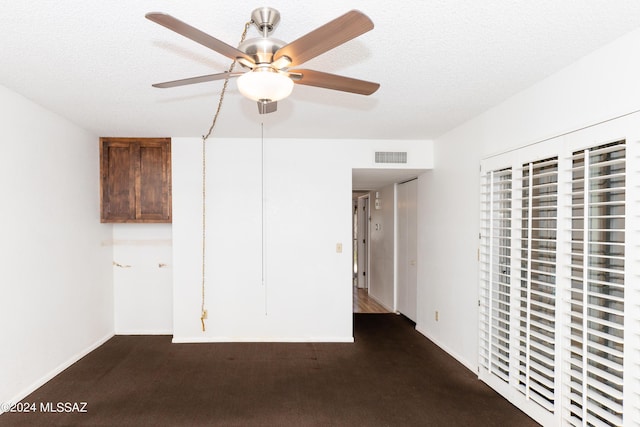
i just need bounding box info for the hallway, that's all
[352,286,389,313]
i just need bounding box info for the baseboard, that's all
[367,292,394,312]
[172,336,355,344]
[3,332,114,414]
[415,324,477,374]
[115,329,173,335]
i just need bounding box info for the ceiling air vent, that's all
[374,151,407,164]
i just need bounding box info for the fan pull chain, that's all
[200,20,252,332]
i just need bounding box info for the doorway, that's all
[351,169,425,315]
[352,192,389,313]
[354,195,369,290]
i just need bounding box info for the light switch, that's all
[336,243,343,253]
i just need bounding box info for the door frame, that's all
[356,195,370,289]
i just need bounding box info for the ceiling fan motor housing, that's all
[238,37,287,66]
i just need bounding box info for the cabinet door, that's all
[136,140,171,221]
[101,140,136,222]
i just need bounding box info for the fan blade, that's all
[146,12,255,66]
[288,69,379,95]
[257,100,278,114]
[273,10,373,67]
[152,72,244,88]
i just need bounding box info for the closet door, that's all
[479,166,515,392]
[513,157,559,415]
[480,147,560,426]
[559,113,640,427]
[397,179,418,321]
[564,141,626,426]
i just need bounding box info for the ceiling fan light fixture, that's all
[237,68,293,102]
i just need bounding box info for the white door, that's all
[396,179,418,321]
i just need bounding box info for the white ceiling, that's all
[3,1,640,144]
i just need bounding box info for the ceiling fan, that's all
[146,7,380,114]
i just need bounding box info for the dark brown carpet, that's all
[1,314,537,426]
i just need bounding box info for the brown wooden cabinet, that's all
[100,137,171,223]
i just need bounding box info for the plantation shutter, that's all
[564,141,626,427]
[479,168,513,384]
[479,155,560,425]
[479,115,640,426]
[514,157,558,413]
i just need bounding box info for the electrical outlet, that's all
[435,311,439,321]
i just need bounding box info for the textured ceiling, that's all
[2,1,640,141]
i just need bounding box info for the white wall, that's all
[112,224,172,334]
[172,137,432,342]
[416,27,640,371]
[368,184,396,311]
[0,85,113,408]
